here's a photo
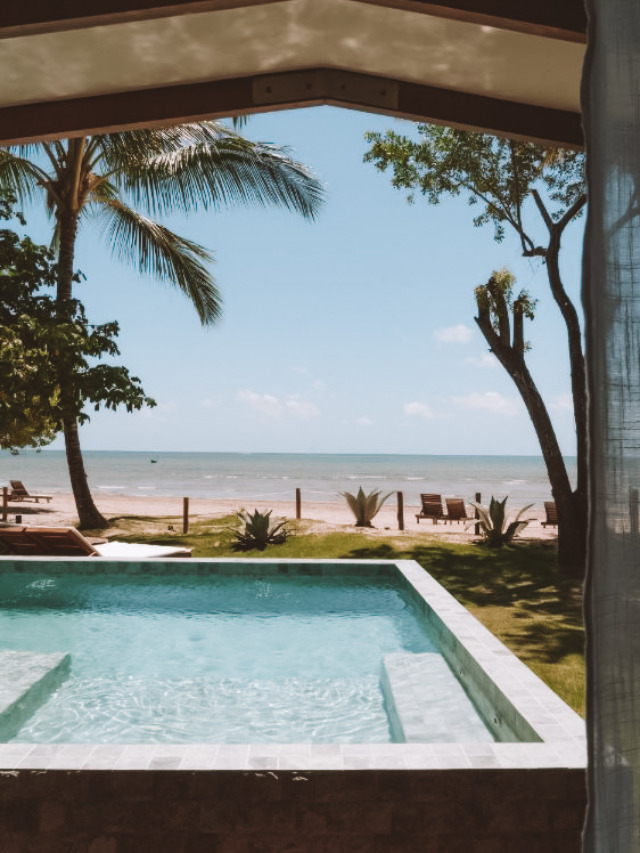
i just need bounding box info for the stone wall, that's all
[0,767,586,852]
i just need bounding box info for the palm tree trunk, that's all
[61,410,107,529]
[57,204,107,529]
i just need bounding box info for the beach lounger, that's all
[541,501,558,528]
[415,494,445,524]
[0,526,191,558]
[8,481,52,504]
[443,498,470,524]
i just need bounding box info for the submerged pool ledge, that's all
[0,556,586,773]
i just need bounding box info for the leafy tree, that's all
[364,125,586,572]
[0,208,155,467]
[0,125,324,528]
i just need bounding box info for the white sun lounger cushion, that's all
[93,541,191,558]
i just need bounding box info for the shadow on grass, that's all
[346,541,583,666]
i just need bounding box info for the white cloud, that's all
[236,390,319,419]
[465,352,499,369]
[435,324,473,344]
[285,398,319,418]
[549,394,573,412]
[452,391,521,417]
[236,390,283,417]
[200,398,215,409]
[404,401,437,420]
[355,416,373,427]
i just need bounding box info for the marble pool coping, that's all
[0,556,586,772]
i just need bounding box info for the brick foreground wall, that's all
[0,768,586,852]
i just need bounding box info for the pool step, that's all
[0,650,71,741]
[381,652,494,743]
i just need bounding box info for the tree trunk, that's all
[61,410,107,529]
[476,305,585,574]
[56,199,107,530]
[544,238,588,573]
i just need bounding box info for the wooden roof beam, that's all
[0,69,584,148]
[353,0,587,42]
[0,0,284,38]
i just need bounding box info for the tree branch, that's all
[531,188,553,232]
[557,193,587,233]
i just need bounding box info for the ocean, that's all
[0,451,574,509]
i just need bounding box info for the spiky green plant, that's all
[469,496,533,547]
[340,487,392,528]
[232,509,289,551]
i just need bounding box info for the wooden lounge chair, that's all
[0,526,191,558]
[444,498,470,524]
[542,501,558,527]
[416,493,445,524]
[8,480,52,504]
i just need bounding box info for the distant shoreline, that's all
[0,450,568,509]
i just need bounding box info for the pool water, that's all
[0,573,493,744]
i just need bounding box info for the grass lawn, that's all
[112,514,585,715]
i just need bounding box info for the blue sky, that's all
[23,106,584,456]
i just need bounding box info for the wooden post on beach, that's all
[295,488,302,520]
[397,491,404,531]
[183,497,189,534]
[1,487,7,523]
[474,492,481,536]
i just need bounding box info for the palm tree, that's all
[0,124,324,529]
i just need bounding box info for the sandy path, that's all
[2,492,558,544]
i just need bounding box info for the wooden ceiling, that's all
[0,0,586,145]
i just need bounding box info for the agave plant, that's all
[469,496,533,547]
[340,487,392,528]
[232,509,289,551]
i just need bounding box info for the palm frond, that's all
[99,199,221,325]
[94,129,183,175]
[117,124,325,220]
[0,151,50,207]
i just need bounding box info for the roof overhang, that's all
[0,0,586,146]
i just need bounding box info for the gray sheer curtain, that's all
[583,0,640,850]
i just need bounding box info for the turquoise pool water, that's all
[0,573,493,744]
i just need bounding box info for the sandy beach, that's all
[2,492,559,544]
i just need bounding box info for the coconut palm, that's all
[0,124,324,528]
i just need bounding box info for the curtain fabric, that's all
[583,0,640,850]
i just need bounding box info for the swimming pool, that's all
[0,570,494,744]
[0,558,587,851]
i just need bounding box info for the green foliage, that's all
[470,496,533,547]
[363,124,585,250]
[232,509,289,551]
[0,206,155,451]
[340,486,392,527]
[475,267,537,351]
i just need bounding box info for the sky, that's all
[19,106,584,456]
